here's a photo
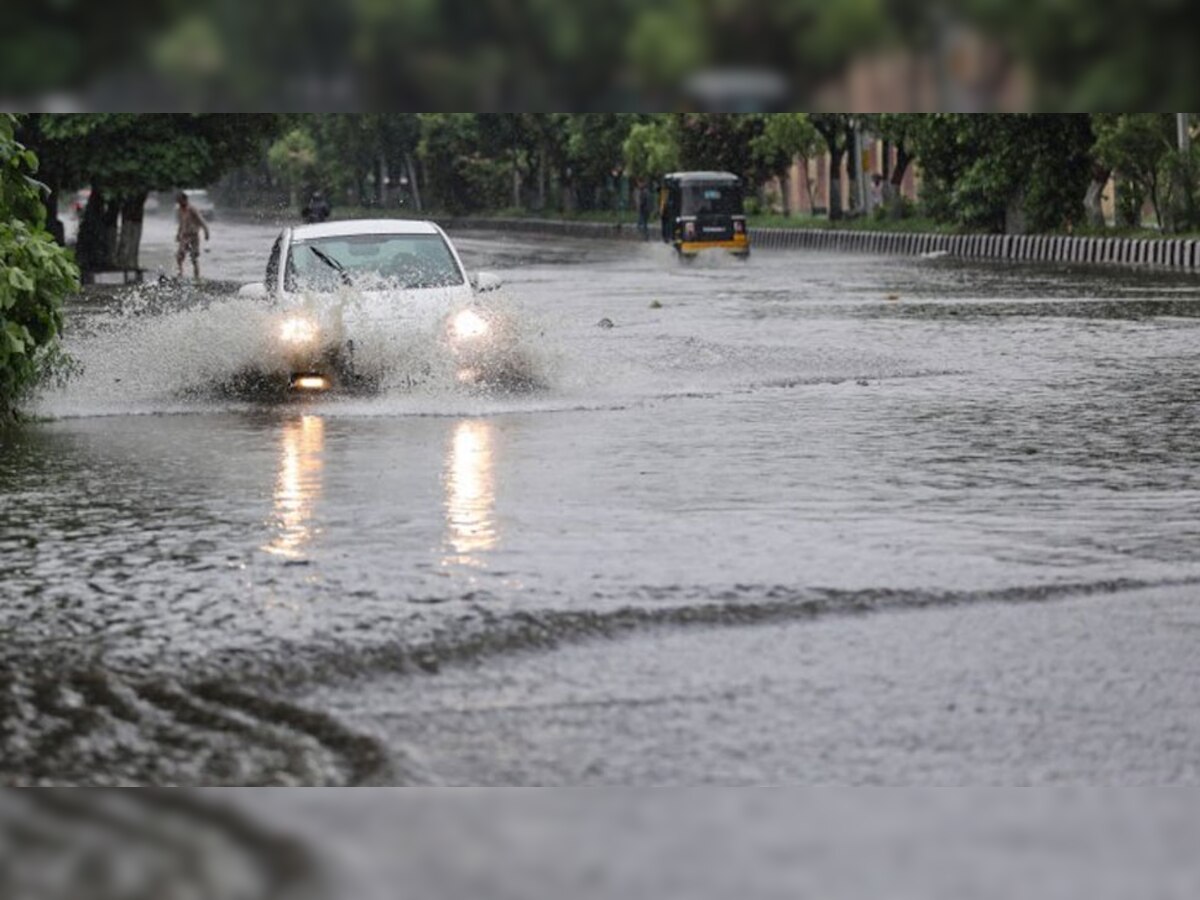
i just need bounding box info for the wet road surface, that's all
[3,212,1200,784]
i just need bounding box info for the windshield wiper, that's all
[308,246,353,286]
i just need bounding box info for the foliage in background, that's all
[202,113,1200,236]
[5,1,1200,112]
[622,117,680,183]
[751,114,821,216]
[267,127,318,208]
[809,114,856,220]
[19,114,282,272]
[1092,114,1199,232]
[0,115,78,421]
[911,114,1095,233]
[18,113,1200,242]
[674,114,770,186]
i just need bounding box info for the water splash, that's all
[35,284,558,419]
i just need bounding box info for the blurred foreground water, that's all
[4,789,1200,900]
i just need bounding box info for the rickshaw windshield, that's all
[681,183,743,216]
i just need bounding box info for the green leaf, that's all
[4,322,28,355]
[7,267,33,292]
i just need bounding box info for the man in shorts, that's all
[175,191,210,279]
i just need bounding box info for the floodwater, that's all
[4,213,1200,788]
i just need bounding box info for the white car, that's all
[237,219,519,393]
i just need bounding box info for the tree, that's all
[869,114,924,219]
[566,114,643,211]
[810,114,855,220]
[22,114,282,272]
[0,115,78,420]
[623,117,680,183]
[267,127,318,210]
[476,114,539,210]
[1092,114,1186,231]
[374,114,422,209]
[911,114,1094,233]
[751,114,821,216]
[417,114,510,215]
[674,114,771,188]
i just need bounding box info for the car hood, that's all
[278,284,475,332]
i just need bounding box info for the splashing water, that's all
[35,282,557,419]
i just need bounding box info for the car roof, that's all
[664,171,741,183]
[290,219,442,241]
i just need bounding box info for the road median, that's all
[446,216,1200,270]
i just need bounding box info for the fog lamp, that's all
[292,374,330,391]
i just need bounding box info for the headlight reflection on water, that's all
[443,419,497,568]
[264,414,325,560]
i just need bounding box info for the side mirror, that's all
[238,282,268,298]
[472,271,503,293]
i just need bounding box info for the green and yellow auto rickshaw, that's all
[659,171,750,259]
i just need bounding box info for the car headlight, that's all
[451,308,490,342]
[280,316,318,345]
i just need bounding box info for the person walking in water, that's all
[175,191,210,279]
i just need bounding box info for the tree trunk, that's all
[779,172,791,217]
[405,153,422,211]
[562,173,576,213]
[44,184,65,246]
[1150,173,1164,231]
[77,187,115,275]
[376,154,387,206]
[1004,187,1028,235]
[1084,166,1110,228]
[799,157,816,215]
[115,192,148,270]
[827,148,844,220]
[845,124,860,215]
[512,150,522,209]
[888,146,912,220]
[536,154,547,211]
[102,197,120,268]
[1113,176,1138,228]
[75,187,126,276]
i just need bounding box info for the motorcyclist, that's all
[302,190,331,224]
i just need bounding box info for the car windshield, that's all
[681,183,743,216]
[287,233,464,291]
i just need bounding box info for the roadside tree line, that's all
[255,113,1200,237]
[12,113,1200,282]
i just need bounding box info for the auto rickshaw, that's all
[659,171,750,259]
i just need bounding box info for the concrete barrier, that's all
[449,217,1200,271]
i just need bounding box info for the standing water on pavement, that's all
[4,216,1200,785]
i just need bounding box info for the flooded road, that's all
[3,213,1200,784]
